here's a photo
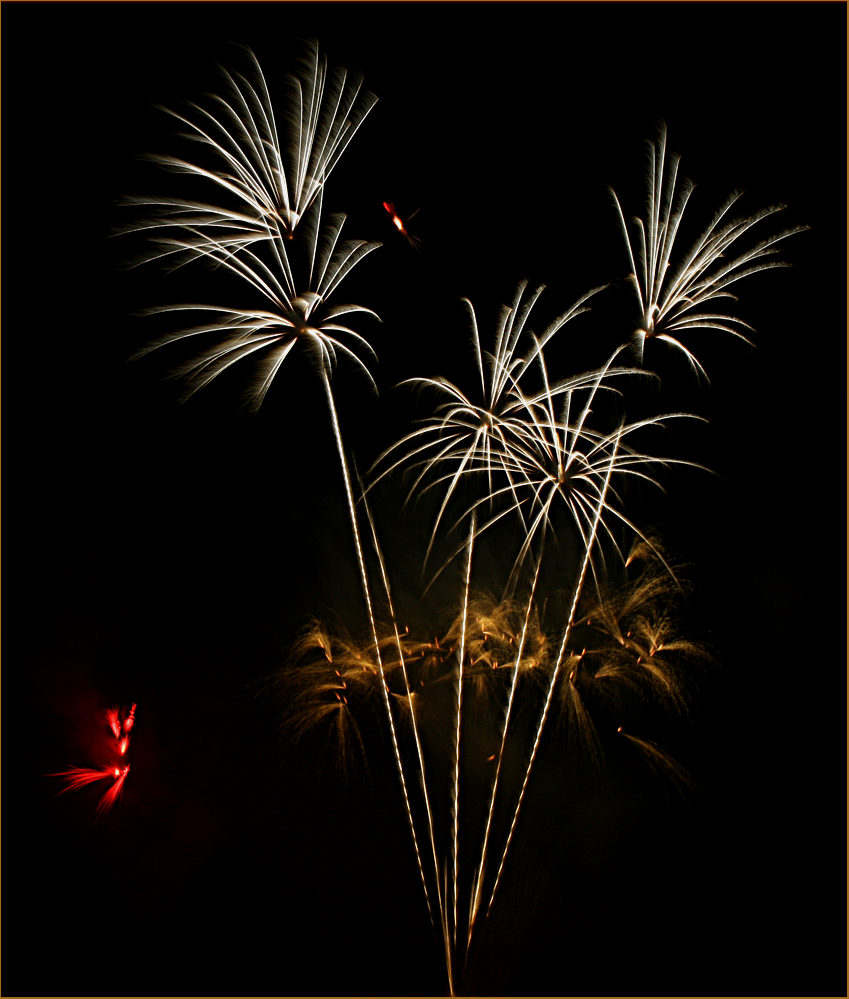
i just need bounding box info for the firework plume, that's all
[609,123,809,378]
[126,44,806,996]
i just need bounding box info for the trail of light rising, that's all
[359,473,444,932]
[321,372,433,938]
[483,427,622,922]
[451,513,475,969]
[466,543,545,951]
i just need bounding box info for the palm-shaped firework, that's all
[125,44,386,673]
[370,282,702,593]
[123,42,805,998]
[126,40,376,244]
[131,199,381,411]
[610,122,809,378]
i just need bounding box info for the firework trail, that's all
[358,475,448,934]
[476,425,622,936]
[466,543,545,949]
[451,514,475,958]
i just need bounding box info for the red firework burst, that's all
[50,703,137,816]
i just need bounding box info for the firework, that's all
[125,42,382,414]
[126,43,804,994]
[50,704,137,818]
[271,532,705,989]
[609,122,809,377]
[124,41,376,245]
[382,201,422,250]
[128,51,388,708]
[131,214,381,411]
[370,282,704,594]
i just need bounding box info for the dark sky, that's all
[9,2,845,996]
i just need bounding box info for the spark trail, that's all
[478,426,622,931]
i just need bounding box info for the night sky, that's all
[9,2,845,996]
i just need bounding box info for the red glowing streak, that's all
[52,765,118,793]
[51,703,138,817]
[382,201,405,232]
[106,706,121,739]
[382,201,422,249]
[124,703,137,734]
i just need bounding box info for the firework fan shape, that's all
[127,42,806,996]
[124,40,377,242]
[609,122,809,377]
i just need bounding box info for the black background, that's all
[8,2,845,996]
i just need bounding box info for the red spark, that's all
[382,201,422,249]
[52,765,117,794]
[382,201,404,232]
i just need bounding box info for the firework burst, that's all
[126,42,806,997]
[50,704,137,818]
[124,41,376,244]
[609,122,809,378]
